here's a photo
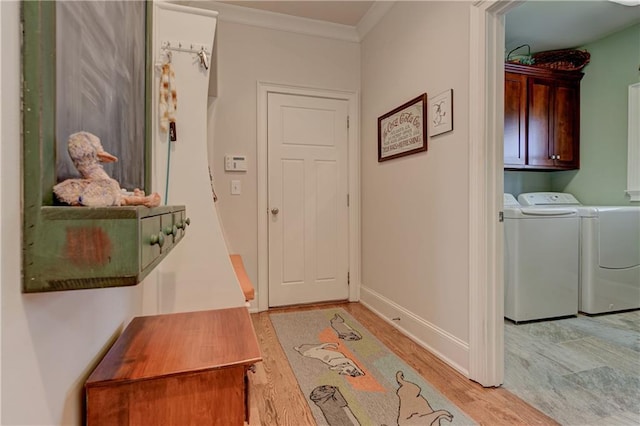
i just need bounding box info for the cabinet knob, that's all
[271,208,280,215]
[556,155,561,160]
[150,233,165,247]
[163,225,178,236]
[177,218,191,230]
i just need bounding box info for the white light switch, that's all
[231,180,241,195]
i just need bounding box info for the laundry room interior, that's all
[502,2,639,424]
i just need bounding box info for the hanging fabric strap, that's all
[159,60,177,204]
[164,131,172,205]
[159,62,177,133]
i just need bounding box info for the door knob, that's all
[271,208,279,215]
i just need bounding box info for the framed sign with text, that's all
[378,93,427,162]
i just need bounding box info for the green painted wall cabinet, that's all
[22,1,188,292]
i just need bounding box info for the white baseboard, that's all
[360,286,470,377]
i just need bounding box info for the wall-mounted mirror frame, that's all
[55,1,149,190]
[20,1,186,293]
[23,0,151,204]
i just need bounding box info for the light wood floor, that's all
[247,302,558,426]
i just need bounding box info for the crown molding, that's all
[196,1,360,42]
[179,1,394,42]
[157,1,219,18]
[357,1,395,40]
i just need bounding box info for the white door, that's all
[268,93,349,307]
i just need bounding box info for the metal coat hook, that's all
[198,47,209,71]
[160,40,210,71]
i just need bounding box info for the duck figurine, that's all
[53,131,161,208]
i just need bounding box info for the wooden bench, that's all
[230,254,255,302]
[85,308,262,425]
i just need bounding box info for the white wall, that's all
[0,1,3,420]
[210,18,360,309]
[360,1,472,372]
[209,2,474,372]
[145,2,245,315]
[2,3,137,424]
[1,2,252,420]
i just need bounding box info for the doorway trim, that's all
[468,0,518,387]
[256,81,360,312]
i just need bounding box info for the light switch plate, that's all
[231,180,241,195]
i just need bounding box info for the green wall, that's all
[551,23,640,205]
[505,23,640,204]
[504,171,551,197]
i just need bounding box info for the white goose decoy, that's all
[53,131,160,208]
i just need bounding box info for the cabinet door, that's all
[504,64,582,171]
[552,82,580,169]
[527,78,554,167]
[504,72,527,166]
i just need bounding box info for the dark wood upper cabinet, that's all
[504,72,527,166]
[504,63,583,171]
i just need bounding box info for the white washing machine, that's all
[503,193,580,322]
[519,193,640,315]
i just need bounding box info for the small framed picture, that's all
[429,89,453,137]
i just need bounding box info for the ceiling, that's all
[505,1,640,54]
[220,1,374,26]
[219,1,639,52]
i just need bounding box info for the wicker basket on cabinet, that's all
[531,49,590,72]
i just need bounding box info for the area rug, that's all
[270,308,476,426]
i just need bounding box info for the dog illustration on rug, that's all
[310,385,361,426]
[396,371,453,425]
[295,343,365,377]
[330,314,362,341]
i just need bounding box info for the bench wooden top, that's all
[86,307,261,386]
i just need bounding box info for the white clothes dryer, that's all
[577,206,640,314]
[503,193,580,322]
[518,193,640,315]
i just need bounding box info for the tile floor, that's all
[504,310,640,425]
